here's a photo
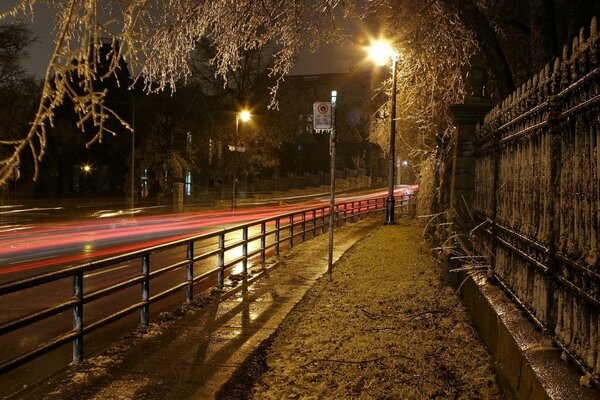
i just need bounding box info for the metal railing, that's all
[0,193,415,376]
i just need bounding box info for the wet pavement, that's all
[18,217,381,400]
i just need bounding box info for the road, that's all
[0,188,413,283]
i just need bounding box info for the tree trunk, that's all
[529,0,557,72]
[443,0,516,98]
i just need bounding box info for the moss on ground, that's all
[236,221,501,399]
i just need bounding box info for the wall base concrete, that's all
[455,270,599,400]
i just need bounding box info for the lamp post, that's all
[232,110,251,212]
[368,39,399,224]
[130,104,135,211]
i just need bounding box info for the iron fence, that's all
[474,18,600,383]
[0,193,415,376]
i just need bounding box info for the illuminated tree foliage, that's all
[368,1,477,155]
[0,0,356,186]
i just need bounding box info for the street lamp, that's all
[232,109,251,211]
[368,39,399,224]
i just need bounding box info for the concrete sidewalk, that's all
[21,218,382,400]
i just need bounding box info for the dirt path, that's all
[221,221,502,399]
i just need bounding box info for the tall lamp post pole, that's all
[368,39,400,224]
[130,95,135,211]
[385,56,398,224]
[232,113,239,212]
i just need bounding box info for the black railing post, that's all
[312,209,317,237]
[275,218,280,255]
[289,215,294,248]
[321,208,326,234]
[242,226,248,274]
[141,254,150,328]
[72,271,84,364]
[218,232,225,288]
[186,242,194,304]
[260,221,266,263]
[301,211,306,242]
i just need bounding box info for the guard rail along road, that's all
[0,192,416,380]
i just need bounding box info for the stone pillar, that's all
[448,67,493,232]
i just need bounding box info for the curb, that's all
[456,271,599,399]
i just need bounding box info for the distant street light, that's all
[80,163,93,193]
[368,39,399,225]
[232,109,251,211]
[239,110,251,123]
[398,160,409,185]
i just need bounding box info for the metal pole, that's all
[260,221,266,263]
[301,211,306,241]
[141,254,150,328]
[186,242,194,304]
[232,115,239,212]
[218,232,225,288]
[328,92,337,274]
[289,215,294,248]
[275,218,280,255]
[242,226,248,274]
[130,92,135,211]
[385,57,398,225]
[72,271,84,364]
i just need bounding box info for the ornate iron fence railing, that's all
[474,17,600,384]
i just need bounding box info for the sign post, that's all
[313,94,336,274]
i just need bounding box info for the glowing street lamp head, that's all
[238,110,251,122]
[368,39,398,66]
[82,164,92,173]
